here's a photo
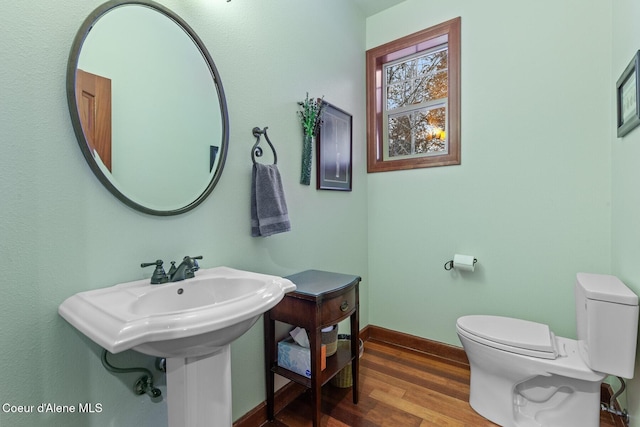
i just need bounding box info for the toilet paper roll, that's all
[453,254,476,272]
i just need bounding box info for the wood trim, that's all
[366,325,469,367]
[366,17,461,173]
[233,381,306,427]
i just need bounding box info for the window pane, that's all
[387,81,412,109]
[416,49,447,76]
[388,115,413,157]
[415,107,446,154]
[420,70,448,101]
[386,59,414,85]
[385,47,448,110]
[387,105,447,158]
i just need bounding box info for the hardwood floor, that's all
[264,338,622,427]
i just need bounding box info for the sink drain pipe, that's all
[101,350,162,399]
[600,376,629,425]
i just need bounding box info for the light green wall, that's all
[4,0,640,426]
[612,0,640,424]
[364,4,640,424]
[368,1,640,425]
[0,1,368,425]
[367,0,612,344]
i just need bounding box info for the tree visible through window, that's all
[367,17,460,172]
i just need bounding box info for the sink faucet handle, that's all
[167,261,177,277]
[141,260,169,285]
[141,259,164,268]
[180,256,203,279]
[189,255,203,272]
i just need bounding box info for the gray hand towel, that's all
[251,163,291,237]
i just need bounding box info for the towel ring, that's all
[251,127,277,165]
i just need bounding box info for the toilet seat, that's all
[457,315,558,359]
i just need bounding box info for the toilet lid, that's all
[457,315,558,359]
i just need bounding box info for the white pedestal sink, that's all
[59,266,296,427]
[166,348,232,426]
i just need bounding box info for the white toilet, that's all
[456,273,639,427]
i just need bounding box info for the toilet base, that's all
[469,369,602,427]
[460,333,604,427]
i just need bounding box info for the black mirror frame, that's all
[66,0,229,216]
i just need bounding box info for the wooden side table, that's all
[264,270,361,427]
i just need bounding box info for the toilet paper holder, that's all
[444,255,478,271]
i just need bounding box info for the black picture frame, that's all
[617,50,640,138]
[317,102,352,191]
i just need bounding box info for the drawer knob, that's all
[340,301,349,312]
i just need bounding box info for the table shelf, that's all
[264,270,361,427]
[272,345,355,388]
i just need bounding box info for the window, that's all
[366,17,461,172]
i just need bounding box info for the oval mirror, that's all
[67,0,229,215]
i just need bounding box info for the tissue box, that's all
[277,338,326,378]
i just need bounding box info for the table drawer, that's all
[321,287,356,325]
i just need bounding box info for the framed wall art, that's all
[617,50,640,138]
[317,102,352,191]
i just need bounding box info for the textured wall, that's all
[367,0,612,344]
[0,1,368,425]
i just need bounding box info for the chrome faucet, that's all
[167,256,202,282]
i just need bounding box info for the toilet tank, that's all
[575,273,639,378]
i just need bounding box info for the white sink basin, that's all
[59,266,296,358]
